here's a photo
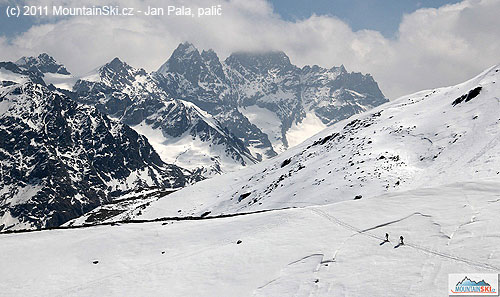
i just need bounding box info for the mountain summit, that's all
[15,53,70,75]
[0,67,191,230]
[73,56,256,176]
[116,64,500,219]
[23,43,387,177]
[156,43,388,157]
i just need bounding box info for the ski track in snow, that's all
[3,65,500,296]
[253,254,324,297]
[1,180,500,296]
[308,208,500,272]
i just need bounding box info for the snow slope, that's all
[118,64,500,220]
[132,119,251,175]
[286,112,327,148]
[73,58,256,176]
[42,73,79,90]
[239,105,286,153]
[1,180,499,296]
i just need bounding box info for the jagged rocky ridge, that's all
[0,47,387,229]
[72,57,257,176]
[0,67,191,231]
[16,53,70,75]
[71,42,387,175]
[85,64,500,222]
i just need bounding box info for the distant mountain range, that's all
[91,63,500,222]
[0,43,387,230]
[68,42,387,175]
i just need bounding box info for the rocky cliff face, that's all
[16,53,71,75]
[73,57,256,176]
[0,46,388,230]
[0,68,190,231]
[69,43,387,174]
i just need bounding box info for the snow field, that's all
[1,180,499,296]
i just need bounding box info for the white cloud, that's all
[0,0,499,99]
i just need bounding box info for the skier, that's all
[385,233,389,242]
[399,236,404,245]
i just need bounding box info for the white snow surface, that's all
[240,106,328,152]
[132,120,242,174]
[286,112,327,148]
[1,180,500,296]
[239,105,286,153]
[42,73,79,90]
[129,64,500,219]
[79,68,101,83]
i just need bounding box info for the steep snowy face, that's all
[300,64,387,123]
[123,64,500,220]
[155,43,387,159]
[157,43,278,161]
[0,74,191,231]
[224,51,388,151]
[15,53,70,75]
[130,99,257,176]
[93,57,148,91]
[73,57,256,176]
[225,51,302,141]
[73,57,163,117]
[70,43,386,174]
[157,42,233,109]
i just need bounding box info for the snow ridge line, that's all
[0,207,295,235]
[359,212,432,233]
[308,208,500,271]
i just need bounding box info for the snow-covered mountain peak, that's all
[157,42,204,76]
[200,48,217,58]
[175,41,198,55]
[118,64,500,220]
[156,43,230,98]
[0,78,192,230]
[225,51,294,74]
[69,43,387,177]
[105,57,131,71]
[73,57,151,100]
[99,57,147,83]
[15,53,70,75]
[70,52,257,176]
[0,63,33,85]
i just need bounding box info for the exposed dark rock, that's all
[238,192,252,202]
[0,80,190,230]
[452,86,482,106]
[281,158,292,168]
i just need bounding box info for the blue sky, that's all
[270,0,462,37]
[1,0,462,38]
[0,0,498,99]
